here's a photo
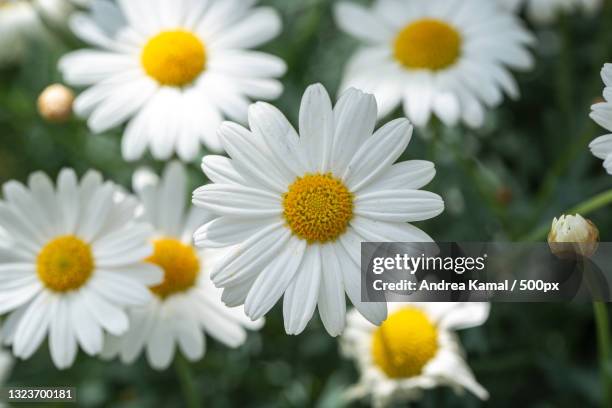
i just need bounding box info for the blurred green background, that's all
[1,0,612,406]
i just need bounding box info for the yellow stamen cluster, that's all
[283,173,354,244]
[394,19,462,71]
[37,236,94,292]
[371,307,439,378]
[141,30,206,87]
[146,238,200,298]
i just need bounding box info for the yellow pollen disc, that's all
[141,30,206,87]
[283,173,354,244]
[37,236,94,292]
[371,307,439,378]
[146,238,200,298]
[394,19,462,71]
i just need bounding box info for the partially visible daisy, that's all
[499,0,602,24]
[0,169,162,369]
[0,345,12,385]
[341,303,490,407]
[0,345,12,408]
[193,84,444,336]
[334,0,534,128]
[59,0,286,162]
[103,162,263,370]
[0,0,72,66]
[590,64,612,175]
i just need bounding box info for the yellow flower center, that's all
[146,238,200,298]
[283,173,354,244]
[141,30,206,87]
[393,19,462,71]
[37,236,94,292]
[371,307,439,378]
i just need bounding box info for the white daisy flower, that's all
[59,0,286,162]
[499,0,602,23]
[0,169,162,369]
[102,162,263,370]
[334,0,535,128]
[0,0,72,66]
[341,302,490,407]
[193,84,444,336]
[590,64,612,175]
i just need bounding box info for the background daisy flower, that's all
[0,0,73,67]
[59,0,286,162]
[0,169,162,369]
[334,0,535,128]
[590,63,612,175]
[499,0,602,23]
[102,162,263,370]
[193,84,444,336]
[341,302,490,407]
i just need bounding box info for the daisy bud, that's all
[548,214,600,259]
[37,83,74,123]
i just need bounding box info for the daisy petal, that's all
[318,245,346,337]
[283,245,321,335]
[244,237,307,320]
[343,118,413,191]
[354,189,445,222]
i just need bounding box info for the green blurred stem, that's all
[175,355,201,408]
[521,188,612,241]
[593,302,611,406]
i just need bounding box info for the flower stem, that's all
[593,302,612,406]
[521,188,612,241]
[174,355,201,408]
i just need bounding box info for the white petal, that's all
[359,161,436,194]
[299,84,335,173]
[330,88,378,176]
[71,295,103,356]
[209,7,282,50]
[201,155,248,185]
[146,318,176,370]
[283,246,321,335]
[354,189,445,222]
[334,2,394,43]
[210,223,290,286]
[337,232,387,325]
[244,237,306,320]
[194,216,273,248]
[192,184,281,218]
[82,289,129,336]
[12,291,52,359]
[343,118,413,192]
[317,245,346,337]
[248,102,308,178]
[49,296,78,369]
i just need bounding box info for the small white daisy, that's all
[59,0,286,162]
[590,64,612,175]
[0,169,162,369]
[499,0,602,23]
[341,303,490,407]
[193,84,444,336]
[102,162,263,370]
[334,0,535,128]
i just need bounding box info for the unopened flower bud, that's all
[37,84,74,123]
[548,214,599,259]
